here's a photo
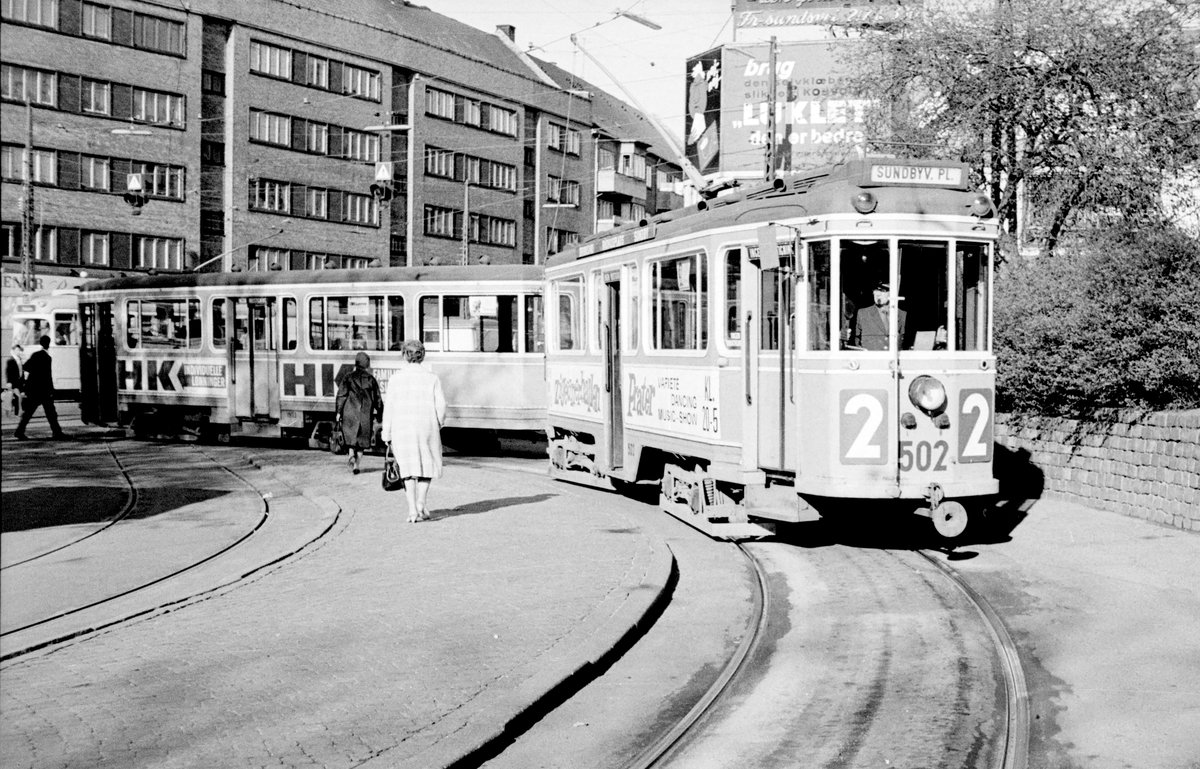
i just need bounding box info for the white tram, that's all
[545,158,999,539]
[78,265,546,444]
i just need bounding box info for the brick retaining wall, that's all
[995,410,1200,531]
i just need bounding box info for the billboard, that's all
[732,0,907,30]
[686,40,879,179]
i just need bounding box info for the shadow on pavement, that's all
[434,493,558,520]
[1,486,233,532]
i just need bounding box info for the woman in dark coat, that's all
[335,351,383,474]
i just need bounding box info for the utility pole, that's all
[460,177,470,265]
[765,36,777,184]
[20,101,35,294]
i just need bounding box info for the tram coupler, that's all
[917,482,969,539]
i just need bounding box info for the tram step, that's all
[661,499,776,541]
[745,484,822,523]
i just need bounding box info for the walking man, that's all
[14,335,66,440]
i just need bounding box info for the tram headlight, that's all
[968,193,994,218]
[908,376,948,415]
[852,191,877,214]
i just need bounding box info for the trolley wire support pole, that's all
[461,177,470,265]
[765,36,778,185]
[20,101,36,294]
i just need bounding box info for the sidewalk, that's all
[0,414,676,769]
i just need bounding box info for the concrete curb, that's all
[387,532,677,769]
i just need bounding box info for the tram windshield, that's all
[833,238,990,353]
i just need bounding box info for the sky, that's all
[426,1,737,141]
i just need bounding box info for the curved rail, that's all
[0,443,140,570]
[917,550,1030,769]
[620,542,770,769]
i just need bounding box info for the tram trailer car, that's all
[77,265,547,446]
[545,158,999,539]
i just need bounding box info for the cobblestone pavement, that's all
[0,414,674,769]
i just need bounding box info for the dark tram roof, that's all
[547,157,984,267]
[79,264,545,293]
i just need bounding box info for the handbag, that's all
[381,445,405,492]
[329,420,347,455]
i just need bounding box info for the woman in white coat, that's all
[380,339,446,522]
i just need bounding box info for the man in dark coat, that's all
[852,281,907,351]
[14,335,66,440]
[5,344,23,416]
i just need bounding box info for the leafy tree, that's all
[994,226,1200,415]
[853,0,1200,255]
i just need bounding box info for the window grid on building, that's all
[249,109,291,146]
[134,163,184,199]
[83,231,109,265]
[1,0,58,27]
[344,193,378,225]
[1,64,57,106]
[135,236,183,270]
[425,86,517,137]
[82,78,110,114]
[249,178,290,213]
[133,14,184,55]
[132,87,184,126]
[548,123,582,155]
[81,2,110,38]
[342,64,380,100]
[249,40,291,78]
[82,156,110,190]
[305,187,328,218]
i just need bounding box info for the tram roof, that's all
[79,264,545,293]
[547,157,984,267]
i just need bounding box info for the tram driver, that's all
[851,281,907,351]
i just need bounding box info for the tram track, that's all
[0,441,343,662]
[610,535,1029,769]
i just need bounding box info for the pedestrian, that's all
[335,351,382,474]
[5,344,23,416]
[14,335,65,440]
[380,339,446,523]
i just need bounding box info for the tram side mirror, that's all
[755,224,781,270]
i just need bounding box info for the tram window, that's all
[724,249,742,347]
[554,276,583,351]
[898,241,950,351]
[282,298,298,350]
[651,254,706,351]
[956,242,990,351]
[420,297,440,349]
[808,241,832,351]
[388,296,404,351]
[54,312,80,346]
[839,239,891,351]
[308,297,324,350]
[524,295,545,353]
[321,296,385,351]
[130,299,200,349]
[16,318,49,348]
[421,294,519,353]
[626,264,639,352]
[213,299,227,348]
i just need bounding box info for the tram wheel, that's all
[931,500,969,539]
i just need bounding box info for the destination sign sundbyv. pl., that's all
[868,164,964,186]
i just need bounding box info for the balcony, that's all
[596,169,647,202]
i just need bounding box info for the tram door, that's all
[604,275,624,470]
[79,301,118,424]
[754,240,801,472]
[227,297,280,421]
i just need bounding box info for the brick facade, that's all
[996,410,1200,532]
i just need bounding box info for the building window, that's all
[425,87,455,120]
[81,156,109,190]
[83,232,109,265]
[249,40,291,78]
[133,14,184,55]
[248,246,288,272]
[249,109,290,146]
[2,147,57,183]
[461,98,481,127]
[424,147,455,179]
[546,228,579,255]
[134,163,184,199]
[1,0,58,27]
[81,2,110,38]
[305,187,327,218]
[132,88,184,126]
[303,252,325,270]
[33,225,57,262]
[473,215,516,247]
[548,123,581,155]
[546,177,581,206]
[200,141,224,165]
[201,69,224,95]
[82,79,110,115]
[344,193,377,225]
[135,236,183,270]
[484,160,516,191]
[424,205,456,238]
[249,178,290,213]
[306,56,328,89]
[1,65,57,106]
[306,121,328,153]
[342,130,379,162]
[341,64,380,100]
[487,105,517,136]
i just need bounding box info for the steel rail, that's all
[918,550,1030,769]
[620,542,770,769]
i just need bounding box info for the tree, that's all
[852,0,1200,255]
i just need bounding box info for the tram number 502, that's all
[839,388,995,466]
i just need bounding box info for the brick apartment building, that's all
[1,0,684,283]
